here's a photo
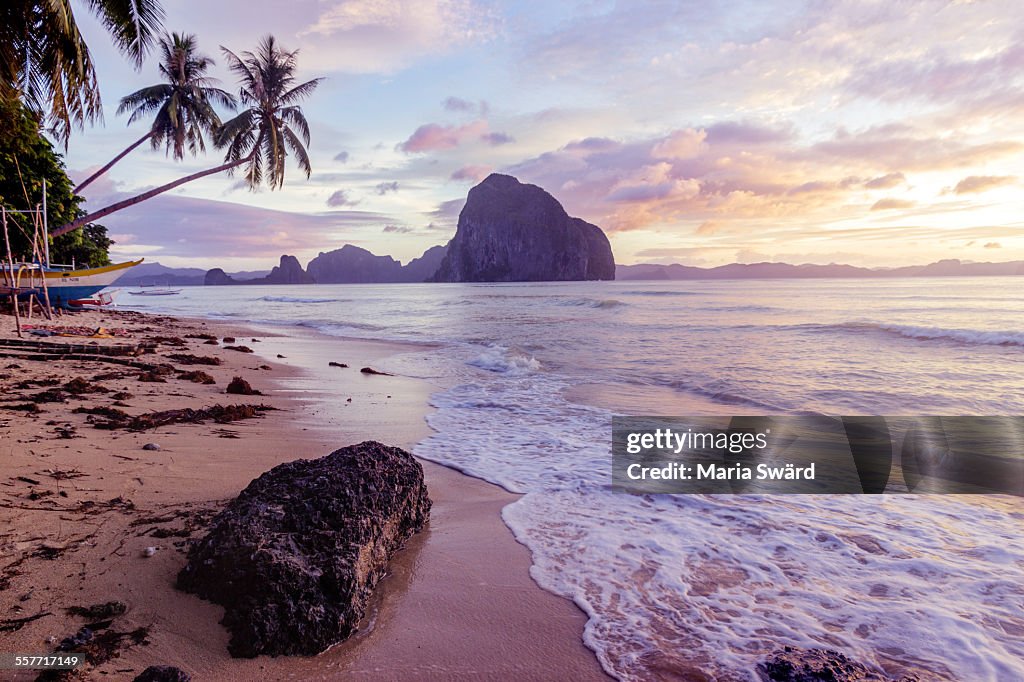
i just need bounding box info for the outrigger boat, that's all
[2,181,144,309]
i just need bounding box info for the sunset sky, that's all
[63,0,1024,270]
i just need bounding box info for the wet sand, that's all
[0,310,608,680]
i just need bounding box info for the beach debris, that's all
[143,546,158,558]
[178,441,431,657]
[1,402,42,413]
[758,646,919,681]
[168,353,222,366]
[204,338,219,345]
[66,601,127,619]
[133,665,192,682]
[137,371,167,383]
[64,378,109,395]
[224,345,254,353]
[222,337,236,343]
[329,361,348,368]
[142,443,162,451]
[276,354,286,358]
[16,475,42,484]
[359,366,392,376]
[346,397,352,402]
[54,425,78,439]
[177,370,216,384]
[53,623,149,668]
[147,336,188,347]
[226,377,262,396]
[75,403,274,431]
[251,338,261,342]
[259,364,272,370]
[0,611,51,633]
[185,333,217,341]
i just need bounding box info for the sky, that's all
[61,0,1024,270]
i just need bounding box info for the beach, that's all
[0,308,607,681]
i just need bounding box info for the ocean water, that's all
[123,278,1024,681]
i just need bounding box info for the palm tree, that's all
[51,35,321,238]
[74,32,235,193]
[0,0,165,144]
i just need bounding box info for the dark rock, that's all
[307,245,404,283]
[226,377,261,395]
[142,443,161,451]
[359,367,391,376]
[224,345,254,353]
[204,268,236,286]
[758,647,919,682]
[66,601,127,619]
[306,244,448,283]
[328,361,348,368]
[255,255,314,285]
[400,244,448,282]
[177,370,216,385]
[177,441,431,657]
[223,337,236,344]
[133,666,192,682]
[431,173,615,282]
[168,354,222,366]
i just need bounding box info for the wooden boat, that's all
[2,259,143,308]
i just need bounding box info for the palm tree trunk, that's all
[51,154,253,238]
[73,132,155,194]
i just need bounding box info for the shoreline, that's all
[0,309,608,680]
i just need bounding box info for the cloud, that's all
[443,96,475,112]
[984,241,1002,249]
[952,175,1016,195]
[871,198,915,211]
[327,189,359,207]
[298,0,497,74]
[102,194,391,261]
[397,120,488,153]
[397,119,515,153]
[481,131,515,146]
[383,224,413,233]
[703,121,792,146]
[334,151,350,163]
[864,172,906,189]
[450,165,492,182]
[375,181,400,195]
[651,128,706,159]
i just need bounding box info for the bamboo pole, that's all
[2,208,23,337]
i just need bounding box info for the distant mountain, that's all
[114,262,269,287]
[617,259,1024,280]
[205,255,314,285]
[304,244,448,284]
[432,174,615,282]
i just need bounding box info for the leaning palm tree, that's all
[0,0,165,144]
[51,35,321,238]
[74,32,235,193]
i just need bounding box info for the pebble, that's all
[143,546,158,557]
[143,443,161,451]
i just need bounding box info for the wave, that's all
[258,295,347,304]
[827,322,1024,348]
[620,290,697,297]
[467,344,542,375]
[555,298,628,309]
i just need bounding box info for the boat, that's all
[67,291,119,309]
[3,260,144,308]
[128,288,181,296]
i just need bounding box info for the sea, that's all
[123,277,1024,681]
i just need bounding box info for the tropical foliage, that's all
[0,0,165,144]
[0,99,111,267]
[75,32,234,192]
[53,35,320,237]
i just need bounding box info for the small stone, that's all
[226,377,262,396]
[133,665,192,682]
[277,354,286,358]
[142,443,161,451]
[223,337,236,343]
[143,546,158,557]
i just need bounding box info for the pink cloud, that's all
[398,119,514,153]
[953,175,1016,195]
[450,165,492,182]
[871,198,915,211]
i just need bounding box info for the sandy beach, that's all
[0,309,607,681]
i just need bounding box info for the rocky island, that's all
[431,174,615,282]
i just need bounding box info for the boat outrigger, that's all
[2,181,143,311]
